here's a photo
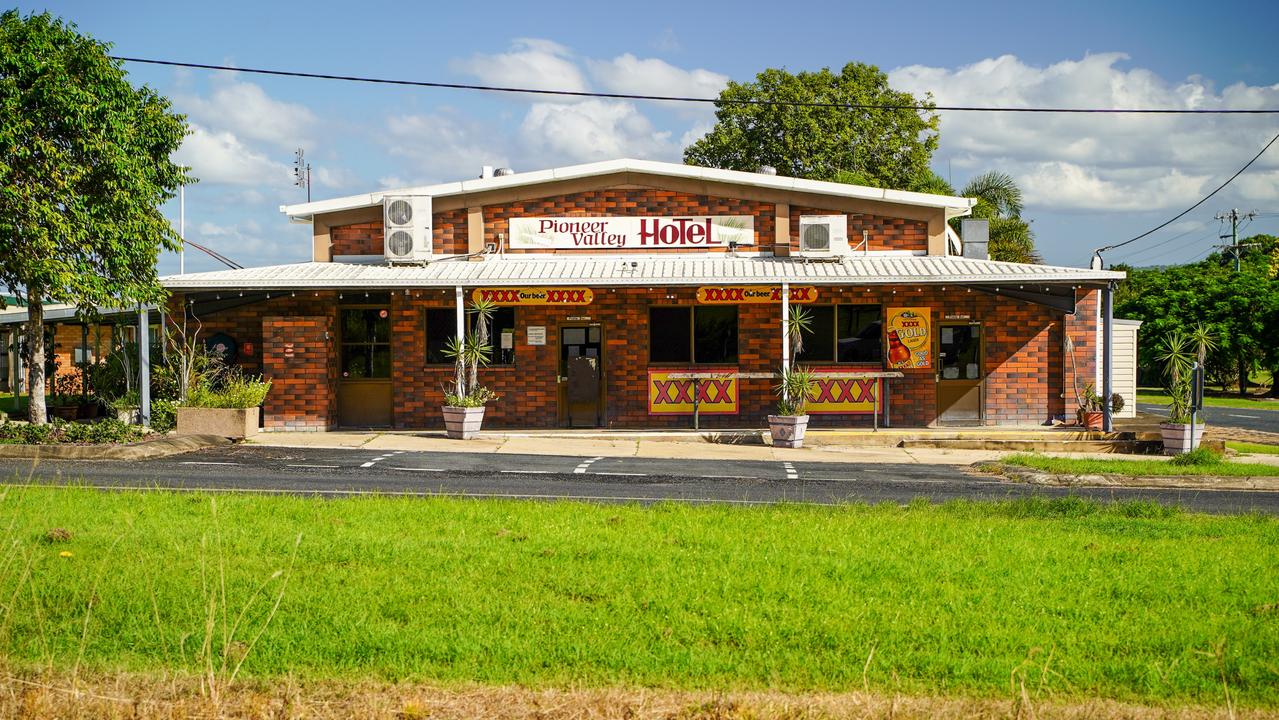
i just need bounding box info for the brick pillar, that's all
[1064,288,1099,411]
[263,316,335,431]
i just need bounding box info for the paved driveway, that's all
[2,444,1275,514]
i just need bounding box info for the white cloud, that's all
[889,53,1279,211]
[175,124,293,187]
[450,38,587,95]
[178,77,317,149]
[381,111,508,185]
[587,54,727,117]
[518,100,676,165]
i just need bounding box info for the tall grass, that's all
[0,486,1276,708]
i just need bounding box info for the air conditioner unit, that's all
[382,195,433,262]
[797,215,848,258]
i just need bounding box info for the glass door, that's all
[936,323,982,424]
[560,325,602,427]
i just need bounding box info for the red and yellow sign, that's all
[886,307,931,369]
[647,371,739,414]
[473,287,593,305]
[804,374,880,414]
[696,286,818,304]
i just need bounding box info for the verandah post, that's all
[780,281,790,403]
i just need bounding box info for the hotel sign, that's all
[647,371,739,415]
[509,216,754,250]
[473,287,594,305]
[696,286,818,304]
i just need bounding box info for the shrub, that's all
[151,399,177,432]
[0,418,144,445]
[1169,447,1224,467]
[187,372,271,409]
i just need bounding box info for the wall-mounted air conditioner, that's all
[797,215,848,258]
[382,195,433,262]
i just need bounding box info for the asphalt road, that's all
[2,444,1275,514]
[1137,402,1279,435]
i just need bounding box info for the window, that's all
[792,305,882,364]
[341,308,391,379]
[795,306,836,362]
[648,306,738,364]
[425,307,516,366]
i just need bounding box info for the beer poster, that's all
[885,307,931,369]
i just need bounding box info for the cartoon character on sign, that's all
[885,308,931,369]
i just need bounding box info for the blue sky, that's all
[17,0,1279,272]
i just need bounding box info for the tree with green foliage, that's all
[683,64,939,188]
[888,169,1042,264]
[0,10,190,423]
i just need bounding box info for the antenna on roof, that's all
[293,148,311,202]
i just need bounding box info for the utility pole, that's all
[293,148,311,202]
[1215,208,1258,271]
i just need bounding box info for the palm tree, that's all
[957,171,1041,264]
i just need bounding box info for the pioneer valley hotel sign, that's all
[509,216,754,250]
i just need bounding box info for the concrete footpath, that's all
[247,429,1176,465]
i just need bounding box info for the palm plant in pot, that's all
[1155,325,1214,455]
[440,298,499,439]
[1076,383,1125,430]
[768,306,816,449]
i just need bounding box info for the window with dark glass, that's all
[648,306,738,364]
[795,305,836,362]
[426,307,516,365]
[340,308,391,379]
[836,305,882,363]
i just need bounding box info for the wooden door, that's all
[936,323,983,424]
[560,326,603,427]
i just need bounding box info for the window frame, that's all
[647,305,740,365]
[424,306,518,367]
[339,305,394,381]
[792,303,884,366]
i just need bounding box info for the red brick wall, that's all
[263,316,336,430]
[388,286,1074,430]
[433,208,469,255]
[791,206,929,252]
[1064,288,1099,411]
[330,222,383,256]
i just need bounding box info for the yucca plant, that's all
[442,298,498,407]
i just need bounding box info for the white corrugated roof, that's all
[162,255,1123,291]
[281,158,977,221]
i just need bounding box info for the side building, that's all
[163,159,1124,431]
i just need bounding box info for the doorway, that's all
[936,323,983,425]
[560,325,603,427]
[337,306,393,427]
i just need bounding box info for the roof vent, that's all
[479,166,494,179]
[494,167,515,177]
[757,165,777,175]
[961,219,990,260]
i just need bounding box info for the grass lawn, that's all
[1228,441,1279,456]
[1136,389,1279,410]
[1002,452,1279,477]
[1,487,1277,709]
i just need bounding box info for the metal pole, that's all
[179,185,185,275]
[780,282,790,403]
[139,305,151,427]
[1102,283,1114,433]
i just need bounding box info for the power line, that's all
[1094,130,1279,259]
[111,56,1279,115]
[183,239,242,270]
[1113,223,1220,264]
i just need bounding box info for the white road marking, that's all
[360,455,392,468]
[595,472,648,477]
[286,464,340,469]
[1228,413,1260,419]
[500,469,551,474]
[385,466,446,472]
[782,462,798,480]
[180,461,240,466]
[573,456,604,474]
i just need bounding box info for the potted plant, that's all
[768,306,815,449]
[1075,384,1125,430]
[1155,326,1214,455]
[110,391,140,424]
[175,370,271,439]
[48,371,81,420]
[440,299,499,439]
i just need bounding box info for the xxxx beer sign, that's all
[804,375,880,415]
[696,286,818,304]
[472,287,594,306]
[647,371,738,415]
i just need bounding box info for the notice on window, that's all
[500,330,514,350]
[885,307,931,369]
[527,326,546,346]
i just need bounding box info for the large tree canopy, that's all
[683,63,939,188]
[0,10,190,422]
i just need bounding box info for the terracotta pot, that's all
[1159,422,1206,455]
[768,414,809,449]
[1082,411,1104,430]
[442,406,486,440]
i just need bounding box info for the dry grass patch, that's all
[1,670,1271,720]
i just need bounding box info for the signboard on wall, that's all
[696,286,818,304]
[803,374,880,414]
[886,307,932,369]
[473,287,594,305]
[509,216,754,250]
[647,371,739,414]
[526,326,546,345]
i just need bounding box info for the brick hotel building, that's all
[162,159,1124,432]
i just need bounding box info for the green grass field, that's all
[1228,441,1279,456]
[1002,452,1279,477]
[1,485,1277,708]
[1136,389,1279,410]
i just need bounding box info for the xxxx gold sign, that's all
[472,287,594,305]
[647,371,739,415]
[803,374,880,415]
[696,286,818,304]
[886,307,931,369]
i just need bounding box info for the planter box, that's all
[1159,421,1206,455]
[768,414,809,449]
[442,406,486,440]
[1082,411,1104,430]
[50,405,80,421]
[115,407,139,424]
[177,407,260,439]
